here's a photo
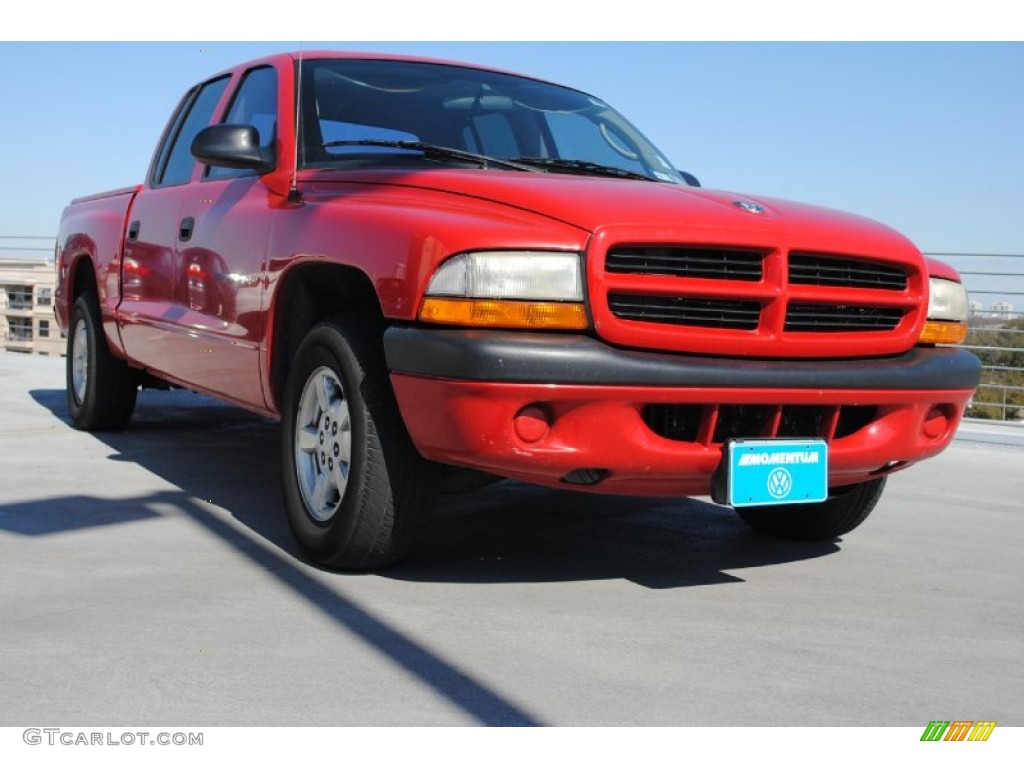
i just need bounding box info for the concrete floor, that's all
[1,353,1021,726]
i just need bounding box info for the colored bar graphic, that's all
[944,721,973,741]
[920,720,996,742]
[968,721,997,742]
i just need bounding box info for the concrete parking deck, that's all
[1,353,1021,725]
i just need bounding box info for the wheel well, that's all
[270,264,383,410]
[70,255,97,302]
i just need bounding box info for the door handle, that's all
[178,216,195,242]
[127,220,140,242]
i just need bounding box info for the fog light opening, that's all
[512,405,552,443]
[922,404,955,441]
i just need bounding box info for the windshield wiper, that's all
[507,157,657,182]
[320,140,541,172]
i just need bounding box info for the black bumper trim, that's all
[383,327,981,391]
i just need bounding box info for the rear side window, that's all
[153,76,230,187]
[207,67,278,179]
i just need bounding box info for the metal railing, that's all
[927,252,1024,421]
[0,235,53,254]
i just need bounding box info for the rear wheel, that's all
[735,477,886,540]
[66,293,138,431]
[280,316,435,569]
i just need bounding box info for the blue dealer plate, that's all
[726,439,828,508]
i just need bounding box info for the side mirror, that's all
[191,124,275,173]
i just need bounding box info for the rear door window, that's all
[153,76,230,187]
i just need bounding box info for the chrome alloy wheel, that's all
[294,366,352,523]
[71,320,89,405]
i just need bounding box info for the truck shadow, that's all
[394,486,836,589]
[30,387,839,590]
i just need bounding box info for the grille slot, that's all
[642,404,702,442]
[607,246,764,281]
[789,253,908,290]
[834,406,877,438]
[609,294,761,330]
[643,403,880,444]
[777,406,829,438]
[713,405,772,442]
[785,304,905,332]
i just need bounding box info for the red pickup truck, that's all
[55,51,980,569]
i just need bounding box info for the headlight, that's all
[426,251,583,301]
[919,277,968,345]
[927,278,968,322]
[420,251,589,330]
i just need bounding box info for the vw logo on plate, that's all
[767,468,793,500]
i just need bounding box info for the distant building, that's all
[990,301,1015,320]
[0,258,64,356]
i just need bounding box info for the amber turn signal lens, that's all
[918,320,967,345]
[419,298,589,330]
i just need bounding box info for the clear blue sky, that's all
[1,42,1022,279]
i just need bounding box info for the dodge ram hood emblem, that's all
[733,200,765,214]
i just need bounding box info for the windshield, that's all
[298,58,688,184]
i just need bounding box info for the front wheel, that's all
[734,477,887,540]
[280,317,435,570]
[66,293,138,431]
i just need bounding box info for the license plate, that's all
[725,439,828,508]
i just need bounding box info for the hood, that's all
[304,168,923,263]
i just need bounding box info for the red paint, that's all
[391,376,974,495]
[925,257,962,283]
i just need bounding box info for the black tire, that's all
[280,316,435,570]
[66,293,139,431]
[735,477,887,541]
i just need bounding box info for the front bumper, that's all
[384,328,981,496]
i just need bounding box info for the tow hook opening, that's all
[561,468,608,486]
